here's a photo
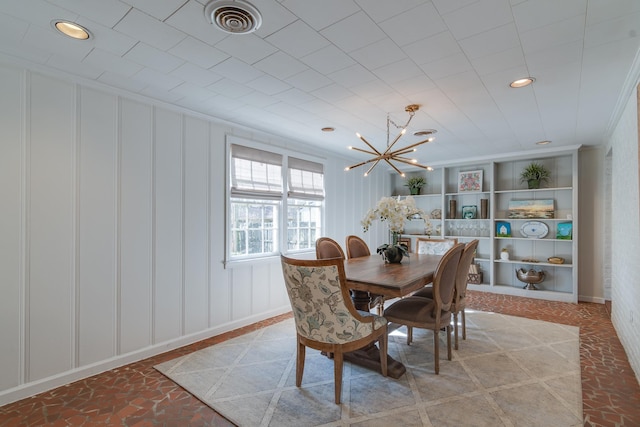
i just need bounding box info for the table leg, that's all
[345,290,406,379]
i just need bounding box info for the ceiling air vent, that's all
[204,0,262,34]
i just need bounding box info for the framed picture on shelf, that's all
[458,170,483,192]
[496,221,511,237]
[462,205,477,219]
[508,199,554,219]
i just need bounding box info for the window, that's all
[228,140,324,261]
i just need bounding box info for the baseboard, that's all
[578,295,605,304]
[0,306,292,407]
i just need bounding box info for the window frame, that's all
[225,136,325,265]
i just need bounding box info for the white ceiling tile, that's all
[470,47,525,76]
[132,67,183,90]
[373,58,424,85]
[0,12,29,45]
[584,12,640,49]
[246,74,291,95]
[458,23,519,59]
[285,68,333,92]
[78,19,138,56]
[321,11,386,53]
[239,91,280,108]
[520,15,585,55]
[266,20,330,57]
[22,25,93,62]
[114,8,186,51]
[83,48,143,77]
[251,0,298,37]
[49,0,132,27]
[300,45,356,75]
[98,71,148,92]
[139,85,183,103]
[169,81,216,101]
[356,0,427,23]
[214,34,278,65]
[525,41,583,72]
[379,2,447,47]
[432,0,477,16]
[442,0,513,40]
[253,51,308,79]
[121,0,187,20]
[210,57,264,83]
[169,36,228,69]
[165,0,227,46]
[328,63,377,88]
[403,31,461,65]
[169,63,223,86]
[207,78,254,98]
[47,53,104,79]
[280,0,360,30]
[311,83,353,103]
[350,39,408,70]
[273,88,316,105]
[512,0,586,33]
[125,43,184,73]
[421,53,473,80]
[393,75,437,97]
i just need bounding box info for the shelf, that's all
[494,187,572,194]
[445,191,490,196]
[494,218,572,222]
[494,259,573,267]
[495,237,572,242]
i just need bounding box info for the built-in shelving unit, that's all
[391,148,579,303]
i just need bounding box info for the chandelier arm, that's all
[391,148,418,157]
[345,156,384,171]
[387,139,431,156]
[349,146,379,156]
[392,157,432,170]
[364,159,382,176]
[357,134,382,155]
[381,129,406,155]
[383,158,405,176]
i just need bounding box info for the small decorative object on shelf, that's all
[480,199,488,219]
[468,263,483,284]
[462,205,477,219]
[516,268,545,290]
[404,176,426,195]
[431,208,442,219]
[449,199,457,219]
[548,257,565,264]
[496,221,511,237]
[556,222,573,240]
[519,161,550,189]
[500,248,510,260]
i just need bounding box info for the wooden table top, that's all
[344,253,441,298]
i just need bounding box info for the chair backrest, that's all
[345,235,370,259]
[280,255,373,344]
[416,238,458,255]
[315,237,346,260]
[454,239,479,303]
[431,243,464,314]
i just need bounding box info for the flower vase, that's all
[384,246,403,264]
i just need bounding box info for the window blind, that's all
[288,157,324,200]
[230,144,283,199]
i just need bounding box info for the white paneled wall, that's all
[608,84,640,384]
[0,64,389,404]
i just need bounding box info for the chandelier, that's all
[345,104,435,177]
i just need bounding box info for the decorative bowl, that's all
[547,257,565,264]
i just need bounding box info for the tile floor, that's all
[1,291,639,427]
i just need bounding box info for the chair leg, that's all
[377,300,384,316]
[333,350,343,404]
[379,332,388,377]
[433,329,439,374]
[461,309,466,340]
[407,326,413,345]
[296,340,305,387]
[453,312,459,350]
[446,325,452,361]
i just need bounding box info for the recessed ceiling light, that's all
[321,127,335,132]
[52,20,91,40]
[536,140,552,145]
[510,77,535,88]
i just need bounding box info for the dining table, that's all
[343,253,442,378]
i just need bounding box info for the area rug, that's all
[155,310,582,426]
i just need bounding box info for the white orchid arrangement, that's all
[361,196,432,257]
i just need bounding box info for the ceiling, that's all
[1,0,640,169]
